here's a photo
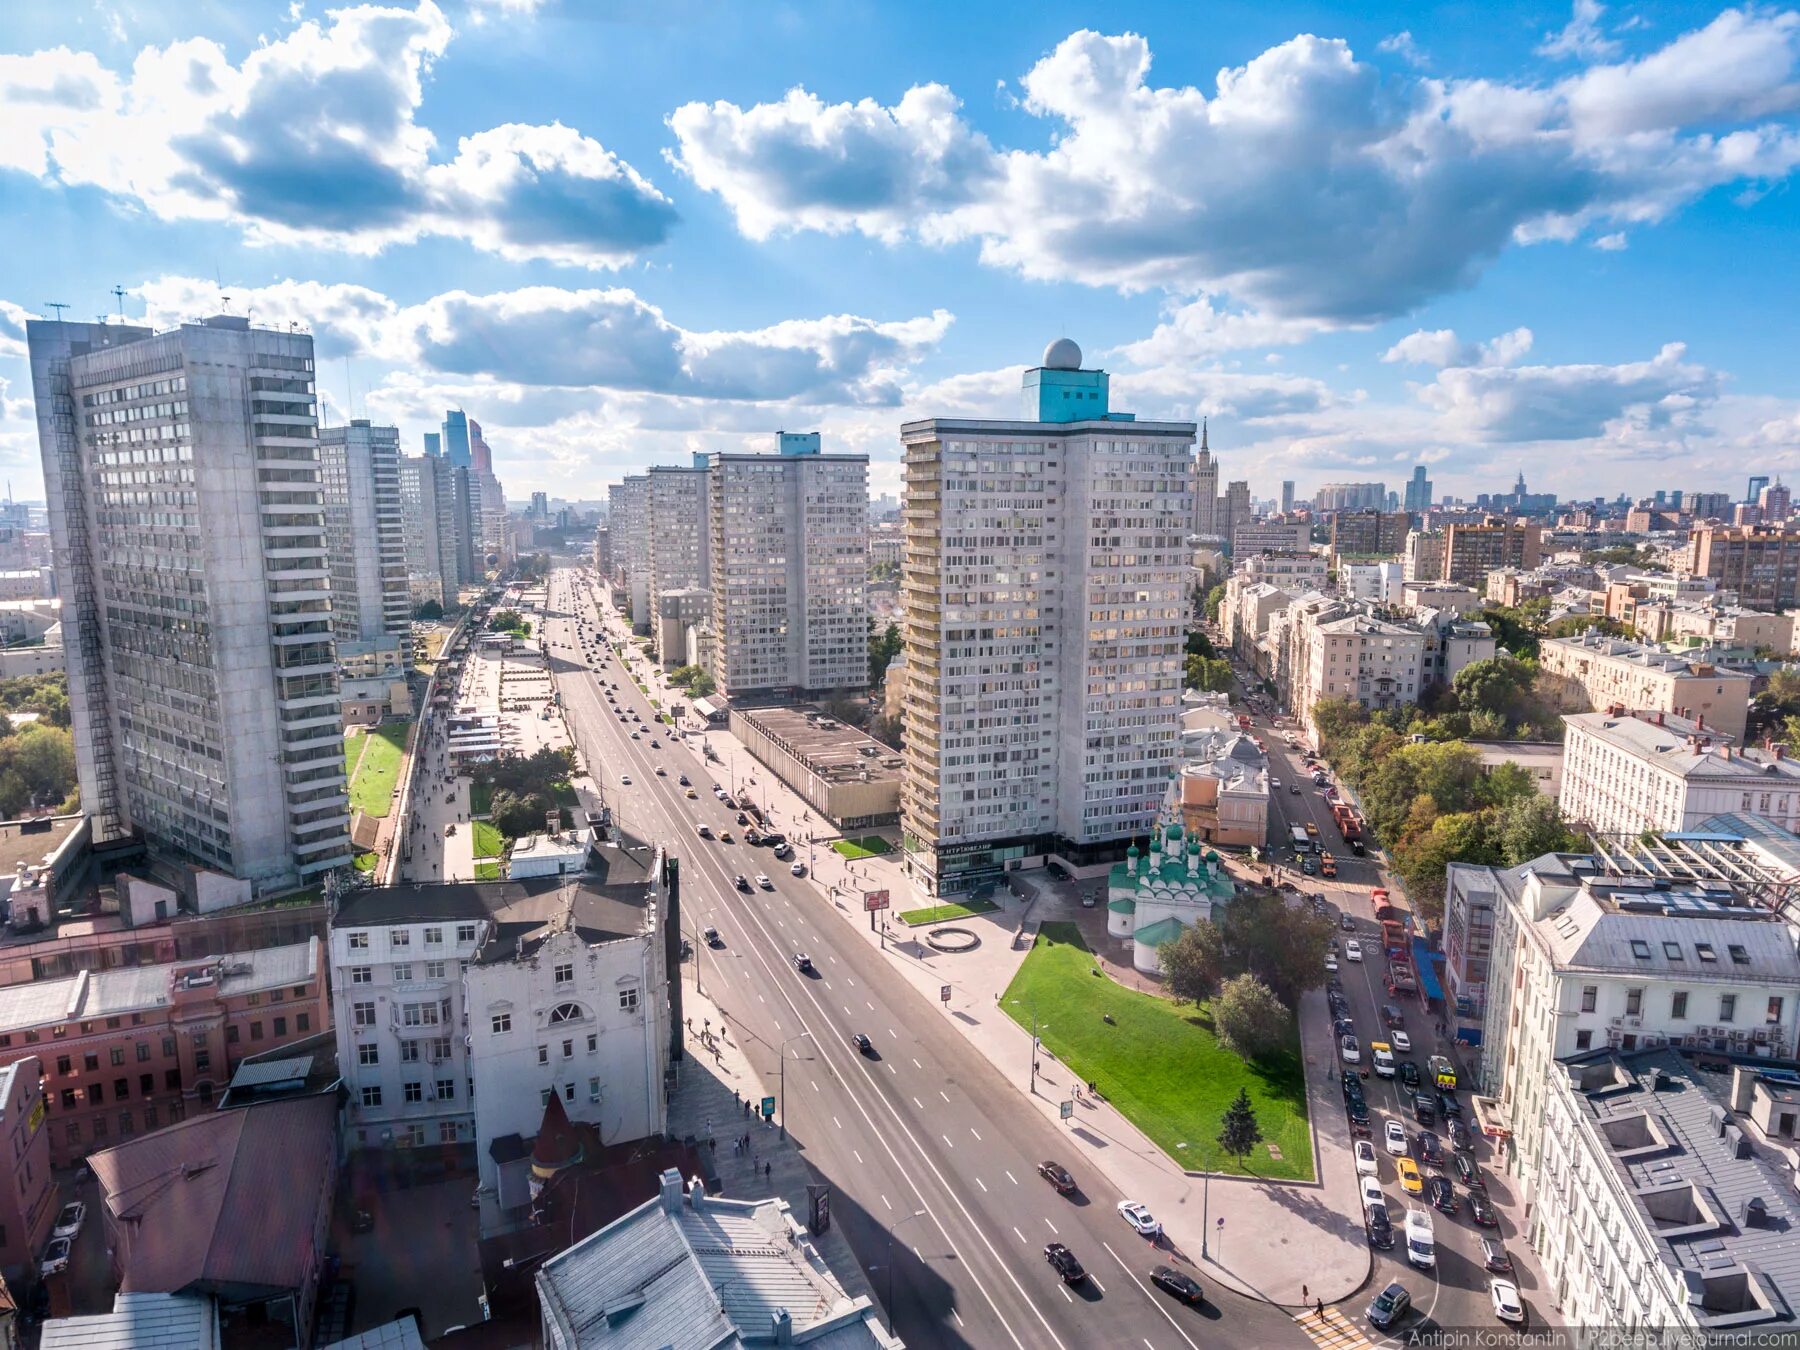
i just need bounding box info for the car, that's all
[1355,1139,1379,1175]
[788,861,807,877]
[654,766,666,776]
[1367,1281,1411,1330]
[1290,784,1302,795]
[51,1202,85,1240]
[1118,1201,1162,1237]
[1270,778,1282,790]
[1392,1029,1412,1053]
[1339,912,1354,931]
[1344,939,1363,962]
[793,953,814,973]
[1366,1210,1395,1249]
[851,1033,873,1054]
[719,831,734,843]
[1324,952,1338,973]
[1449,1120,1475,1152]
[1454,1151,1483,1189]
[736,812,750,825]
[1382,1004,1405,1027]
[1396,1157,1423,1194]
[695,824,712,839]
[1045,1243,1086,1284]
[1413,1093,1436,1125]
[1469,1192,1499,1228]
[1437,1091,1463,1120]
[649,739,660,749]
[1426,1176,1457,1214]
[1340,1068,1362,1097]
[1347,1097,1370,1129]
[756,874,773,890]
[40,1236,71,1277]
[620,774,632,785]
[1370,1042,1396,1078]
[630,731,640,739]
[703,927,721,947]
[1333,1016,1356,1040]
[677,774,690,786]
[685,787,698,799]
[1385,1119,1408,1155]
[1480,1236,1513,1273]
[1301,857,1318,876]
[735,874,751,891]
[1416,1130,1444,1165]
[1038,1160,1076,1193]
[1398,1060,1422,1091]
[1359,1175,1386,1214]
[1490,1278,1525,1324]
[1148,1263,1205,1309]
[1339,1035,1361,1064]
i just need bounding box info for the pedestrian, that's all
[1316,1298,1325,1322]
[1302,1284,1308,1303]
[765,1161,772,1182]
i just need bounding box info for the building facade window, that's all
[619,986,639,1012]
[1671,992,1688,1020]
[1721,994,1738,1022]
[491,1012,511,1034]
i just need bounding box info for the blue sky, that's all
[2,0,1797,507]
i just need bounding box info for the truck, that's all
[1290,825,1311,849]
[1370,1041,1396,1078]
[1404,1208,1436,1269]
[1332,801,1361,839]
[1320,852,1337,878]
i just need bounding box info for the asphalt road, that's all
[542,565,1309,1350]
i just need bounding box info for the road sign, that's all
[940,984,952,1004]
[761,1096,776,1119]
[863,889,890,913]
[1060,1100,1074,1121]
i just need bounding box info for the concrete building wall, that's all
[321,421,409,648]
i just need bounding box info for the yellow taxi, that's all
[1396,1157,1423,1194]
[685,787,698,799]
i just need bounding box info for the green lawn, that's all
[897,898,999,926]
[472,820,505,859]
[349,722,410,818]
[474,860,503,880]
[832,836,893,860]
[471,781,494,816]
[1001,923,1312,1180]
[344,733,365,780]
[353,850,379,875]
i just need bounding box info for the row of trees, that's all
[1158,888,1333,1009]
[472,746,577,839]
[1313,696,1585,923]
[668,664,716,699]
[1183,629,1233,693]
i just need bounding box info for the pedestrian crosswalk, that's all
[1292,1305,1376,1350]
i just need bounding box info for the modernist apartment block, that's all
[607,476,650,628]
[321,420,409,649]
[709,434,870,700]
[899,339,1194,895]
[400,450,461,605]
[28,316,351,893]
[645,462,711,664]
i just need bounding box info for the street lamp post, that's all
[778,1032,815,1140]
[877,1210,928,1339]
[1008,999,1044,1095]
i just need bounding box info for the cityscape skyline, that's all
[3,1,1799,508]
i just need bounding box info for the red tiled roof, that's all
[89,1095,336,1297]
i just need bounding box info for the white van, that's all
[1371,1042,1396,1078]
[1404,1208,1436,1269]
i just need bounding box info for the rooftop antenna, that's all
[111,285,126,319]
[44,302,69,321]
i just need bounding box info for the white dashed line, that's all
[913,1097,923,1109]
[833,1116,842,1130]
[912,1058,922,1069]
[1059,1286,1072,1303]
[971,1128,981,1141]
[1046,1217,1057,1234]
[809,1079,819,1093]
[887,1028,897,1039]
[942,1134,954,1149]
[852,1150,863,1165]
[882,1194,891,1211]
[976,1177,988,1192]
[1006,1170,1018,1185]
[1089,1275,1106,1293]
[1012,1226,1026,1243]
[940,1091,951,1103]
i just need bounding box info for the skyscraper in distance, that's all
[1747,475,1770,505]
[320,420,409,649]
[28,314,351,894]
[1192,420,1219,535]
[1280,481,1295,514]
[441,410,472,468]
[1404,465,1433,513]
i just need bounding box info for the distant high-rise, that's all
[422,431,441,458]
[645,461,711,664]
[1403,465,1434,513]
[609,475,651,628]
[529,491,549,519]
[401,452,459,605]
[320,420,409,648]
[709,435,869,699]
[1443,517,1542,585]
[467,417,509,567]
[1192,422,1220,535]
[1758,480,1791,521]
[1222,480,1251,545]
[29,315,351,893]
[1747,475,1771,505]
[1313,482,1387,512]
[1280,480,1296,515]
[899,339,1192,896]
[442,410,472,468]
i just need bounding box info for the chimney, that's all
[687,1174,707,1212]
[1776,744,1788,761]
[1655,710,1664,726]
[771,1308,794,1345]
[1696,713,1705,731]
[659,1167,683,1215]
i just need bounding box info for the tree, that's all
[1184,654,1233,692]
[413,598,444,622]
[1159,920,1228,1004]
[1310,697,1369,750]
[490,609,524,633]
[1218,890,1332,1005]
[1493,793,1585,865]
[1391,812,1497,925]
[822,692,869,728]
[869,712,904,748]
[1204,583,1226,623]
[1453,656,1536,723]
[1212,975,1289,1061]
[868,621,903,686]
[1216,1086,1266,1166]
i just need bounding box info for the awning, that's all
[1411,938,1445,1002]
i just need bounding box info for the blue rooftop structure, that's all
[1021,338,1137,424]
[777,431,822,456]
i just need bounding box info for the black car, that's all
[1382,1004,1405,1027]
[1480,1237,1513,1273]
[1398,1060,1422,1091]
[1046,1243,1086,1284]
[703,927,722,947]
[1416,1130,1444,1166]
[1437,1091,1463,1120]
[1367,1281,1412,1330]
[1340,1070,1362,1099]
[1454,1151,1483,1189]
[1150,1265,1204,1306]
[1449,1120,1475,1152]
[1347,1098,1370,1128]
[735,874,752,892]
[1366,1211,1395,1249]
[851,1033,874,1055]
[1334,1018,1357,1041]
[1339,913,1354,931]
[1038,1161,1076,1194]
[677,774,690,786]
[1413,1093,1436,1125]
[1426,1176,1457,1214]
[1469,1192,1499,1227]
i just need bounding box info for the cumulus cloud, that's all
[0,2,676,266]
[1382,327,1534,368]
[1539,0,1621,61]
[1378,31,1427,66]
[667,16,1800,323]
[1115,296,1339,363]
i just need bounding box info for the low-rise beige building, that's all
[1174,706,1269,847]
[731,706,901,830]
[1294,610,1426,743]
[1538,631,1752,741]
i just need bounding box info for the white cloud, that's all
[1382,327,1533,368]
[1594,231,1629,249]
[1377,31,1427,66]
[134,276,399,359]
[1115,296,1339,364]
[1539,0,1621,61]
[667,17,1800,323]
[0,2,676,266]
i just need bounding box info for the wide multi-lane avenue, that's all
[538,564,1307,1350]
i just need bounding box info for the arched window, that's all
[549,1003,585,1024]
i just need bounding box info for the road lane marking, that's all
[1046,1218,1057,1234]
[1006,1170,1018,1185]
[942,1134,954,1149]
[1102,1241,1203,1350]
[941,1091,951,1103]
[913,1058,922,1069]
[810,1079,819,1092]
[1012,1226,1026,1243]
[914,1097,923,1109]
[852,1150,863,1164]
[1088,1275,1105,1293]
[833,1116,842,1130]
[976,1177,988,1192]
[882,1194,891,1211]
[971,1128,981,1141]
[867,1001,875,1011]
[887,1027,897,1038]
[1059,1286,1072,1303]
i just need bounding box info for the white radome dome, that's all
[1042,337,1082,370]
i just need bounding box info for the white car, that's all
[1117,1201,1162,1237]
[1385,1119,1408,1156]
[1270,777,1282,790]
[620,774,632,785]
[1392,1030,1412,1053]
[1324,953,1339,973]
[1339,1034,1361,1064]
[755,874,773,890]
[40,1236,70,1277]
[1354,1139,1379,1176]
[51,1202,85,1240]
[790,862,807,876]
[1490,1278,1524,1323]
[1344,939,1364,962]
[1359,1175,1386,1214]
